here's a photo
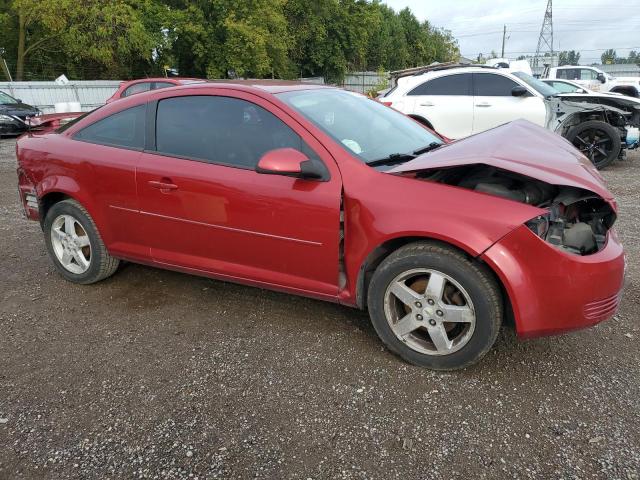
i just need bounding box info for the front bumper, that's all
[481,224,625,338]
[0,120,27,136]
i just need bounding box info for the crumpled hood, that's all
[389,119,613,200]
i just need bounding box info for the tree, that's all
[0,0,461,81]
[8,0,156,80]
[601,49,616,65]
[558,50,580,66]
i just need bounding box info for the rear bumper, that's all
[16,166,40,220]
[481,225,625,338]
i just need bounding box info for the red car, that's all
[16,82,625,369]
[105,77,205,103]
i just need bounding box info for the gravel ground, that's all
[0,137,639,480]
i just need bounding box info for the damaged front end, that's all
[547,96,640,156]
[417,164,616,256]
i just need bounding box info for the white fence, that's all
[0,81,120,113]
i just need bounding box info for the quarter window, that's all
[473,73,521,96]
[408,74,472,96]
[74,105,145,149]
[155,96,312,168]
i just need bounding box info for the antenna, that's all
[533,0,554,68]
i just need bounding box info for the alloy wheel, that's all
[50,214,92,274]
[383,268,476,356]
[572,128,613,168]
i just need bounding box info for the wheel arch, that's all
[39,191,74,225]
[609,86,639,98]
[354,235,515,327]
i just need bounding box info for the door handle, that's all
[419,101,434,106]
[475,102,492,107]
[148,179,178,191]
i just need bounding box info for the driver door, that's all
[136,91,342,297]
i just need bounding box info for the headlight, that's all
[0,114,16,124]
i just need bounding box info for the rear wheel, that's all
[43,199,119,284]
[367,242,502,370]
[566,120,621,170]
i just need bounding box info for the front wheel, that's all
[367,242,503,370]
[43,199,119,284]
[566,120,621,170]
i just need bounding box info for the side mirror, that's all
[15,98,22,103]
[256,148,324,180]
[511,86,529,97]
[597,73,606,83]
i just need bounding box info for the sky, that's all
[382,0,640,64]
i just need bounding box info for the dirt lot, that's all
[0,138,639,480]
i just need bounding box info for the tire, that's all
[43,199,119,284]
[565,120,621,170]
[367,242,502,370]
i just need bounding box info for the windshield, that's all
[278,89,443,166]
[0,91,18,105]
[512,72,558,97]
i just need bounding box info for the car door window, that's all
[74,105,145,149]
[407,74,472,96]
[580,69,597,80]
[122,82,152,98]
[557,69,578,80]
[473,73,521,96]
[552,81,579,93]
[155,95,314,168]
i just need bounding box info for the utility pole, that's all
[501,25,507,58]
[533,0,554,68]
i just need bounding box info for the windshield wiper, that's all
[365,152,416,167]
[413,142,443,155]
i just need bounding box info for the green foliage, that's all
[601,49,616,65]
[558,50,581,66]
[0,0,460,81]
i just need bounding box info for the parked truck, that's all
[544,65,640,98]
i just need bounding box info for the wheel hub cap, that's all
[383,269,476,356]
[50,214,92,274]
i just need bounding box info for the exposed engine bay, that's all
[417,164,616,256]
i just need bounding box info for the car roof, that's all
[167,80,334,94]
[120,77,202,85]
[392,66,516,91]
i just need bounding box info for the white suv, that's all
[381,65,639,169]
[381,66,545,140]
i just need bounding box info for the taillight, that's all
[380,101,393,107]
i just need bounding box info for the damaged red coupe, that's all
[16,82,625,370]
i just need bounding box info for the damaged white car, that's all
[381,64,640,169]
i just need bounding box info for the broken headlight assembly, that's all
[525,193,615,256]
[415,164,616,257]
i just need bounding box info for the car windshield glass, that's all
[0,91,18,105]
[278,89,443,166]
[512,72,558,97]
